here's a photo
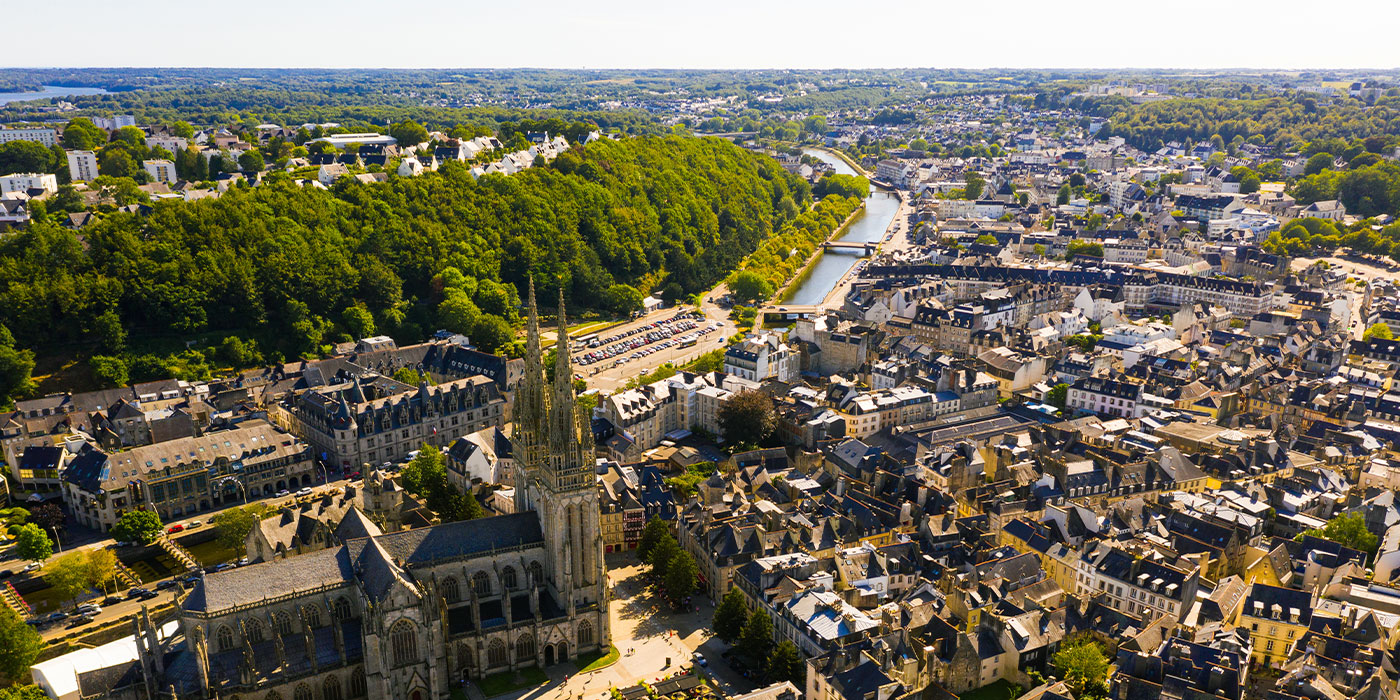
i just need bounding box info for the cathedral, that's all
[120,281,609,700]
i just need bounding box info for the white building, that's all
[724,331,798,383]
[146,135,188,154]
[92,115,136,130]
[66,151,99,182]
[143,159,178,184]
[0,173,58,195]
[0,127,57,147]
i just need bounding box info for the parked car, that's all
[66,614,95,629]
[156,579,178,591]
[0,570,11,579]
[275,490,290,497]
[347,472,361,480]
[113,541,133,548]
[102,596,123,606]
[74,603,101,616]
[127,587,152,599]
[166,524,184,534]
[693,652,708,667]
[187,521,201,528]
[21,562,39,573]
[296,486,313,497]
[44,611,69,624]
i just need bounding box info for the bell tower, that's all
[514,282,606,611]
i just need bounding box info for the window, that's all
[443,577,461,603]
[578,619,594,647]
[1266,640,1275,652]
[294,685,311,700]
[516,633,535,661]
[217,625,234,651]
[246,620,264,643]
[303,605,322,629]
[323,675,342,700]
[473,571,491,597]
[391,620,418,666]
[274,611,292,636]
[487,639,508,668]
[529,561,544,587]
[458,643,474,671]
[266,693,281,700]
[349,669,366,698]
[334,597,353,621]
[502,567,517,591]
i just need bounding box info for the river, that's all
[782,148,900,305]
[0,85,109,106]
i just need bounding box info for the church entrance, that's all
[411,691,423,700]
[544,645,556,666]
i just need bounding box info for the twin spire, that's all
[516,278,591,494]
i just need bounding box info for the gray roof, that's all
[352,511,543,567]
[185,546,356,613]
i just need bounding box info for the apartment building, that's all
[0,173,57,195]
[0,127,57,146]
[725,331,798,383]
[66,150,99,182]
[143,159,178,184]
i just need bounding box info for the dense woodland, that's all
[0,136,814,398]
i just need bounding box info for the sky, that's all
[10,0,1399,70]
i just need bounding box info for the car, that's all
[156,579,178,591]
[237,557,249,566]
[693,652,708,667]
[114,541,133,548]
[347,471,361,480]
[21,562,39,573]
[275,490,291,497]
[74,603,101,615]
[187,520,202,528]
[297,487,314,497]
[139,590,159,601]
[127,587,152,599]
[166,524,184,534]
[66,614,95,629]
[181,575,202,586]
[102,596,123,606]
[0,570,10,579]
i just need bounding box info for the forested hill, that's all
[0,136,812,381]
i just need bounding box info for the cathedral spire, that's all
[513,277,547,513]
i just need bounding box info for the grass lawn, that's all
[576,644,620,674]
[476,667,549,697]
[957,680,1018,700]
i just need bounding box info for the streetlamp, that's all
[47,525,62,553]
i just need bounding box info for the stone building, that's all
[115,282,609,700]
[272,373,505,469]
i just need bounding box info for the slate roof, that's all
[185,546,356,613]
[344,511,543,572]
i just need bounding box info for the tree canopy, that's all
[111,509,163,545]
[718,389,776,447]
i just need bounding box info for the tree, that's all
[171,121,195,139]
[1054,636,1109,699]
[61,118,104,150]
[713,587,749,644]
[212,505,264,551]
[0,140,60,174]
[1047,383,1069,410]
[0,685,49,700]
[963,172,985,200]
[341,305,375,339]
[98,148,137,178]
[437,294,482,336]
[46,552,92,608]
[663,549,698,605]
[111,509,163,545]
[1365,323,1393,341]
[389,120,429,147]
[471,314,514,353]
[13,524,51,563]
[649,534,680,583]
[399,445,447,494]
[637,515,670,563]
[602,284,644,315]
[975,234,999,245]
[1033,243,1047,257]
[765,640,805,684]
[0,326,36,408]
[86,548,117,594]
[1299,511,1378,555]
[90,355,129,388]
[738,609,775,661]
[1066,240,1105,258]
[237,149,265,172]
[729,270,774,305]
[0,609,43,684]
[718,390,776,447]
[28,503,64,534]
[1304,152,1334,176]
[1057,184,1072,205]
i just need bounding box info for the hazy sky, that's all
[12,0,1399,70]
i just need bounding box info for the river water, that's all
[0,85,109,106]
[782,149,900,305]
